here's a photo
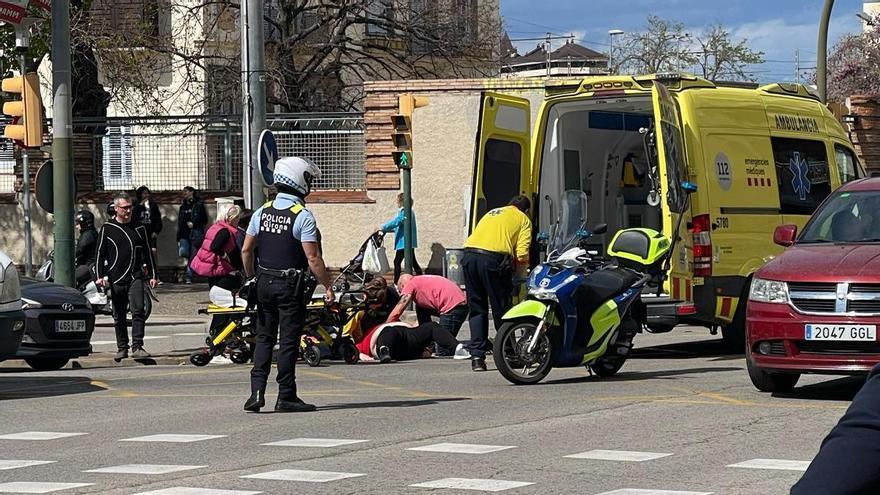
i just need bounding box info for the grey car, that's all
[18,278,95,371]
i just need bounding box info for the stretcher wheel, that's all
[341,341,359,364]
[189,350,212,367]
[230,349,251,364]
[304,345,321,367]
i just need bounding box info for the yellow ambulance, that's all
[470,73,863,349]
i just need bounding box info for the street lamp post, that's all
[817,0,835,104]
[608,29,624,75]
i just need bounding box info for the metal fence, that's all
[76,113,365,194]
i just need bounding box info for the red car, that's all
[747,178,880,392]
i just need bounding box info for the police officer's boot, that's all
[243,389,266,412]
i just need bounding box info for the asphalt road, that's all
[0,327,862,495]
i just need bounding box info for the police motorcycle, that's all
[493,183,697,385]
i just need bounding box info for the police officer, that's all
[462,195,532,372]
[241,157,335,413]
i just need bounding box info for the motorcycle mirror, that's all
[590,223,608,235]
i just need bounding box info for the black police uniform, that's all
[250,202,312,402]
[791,363,880,494]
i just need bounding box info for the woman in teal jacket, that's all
[378,193,423,283]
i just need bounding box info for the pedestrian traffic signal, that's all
[2,72,43,148]
[390,94,427,170]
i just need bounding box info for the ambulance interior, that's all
[538,97,662,254]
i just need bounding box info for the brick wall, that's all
[362,78,547,190]
[849,95,880,174]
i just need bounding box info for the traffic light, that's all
[390,94,427,169]
[3,72,44,148]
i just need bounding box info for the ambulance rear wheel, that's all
[304,345,321,367]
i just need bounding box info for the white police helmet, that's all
[273,156,321,197]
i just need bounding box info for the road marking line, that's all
[595,490,713,495]
[410,478,534,492]
[84,464,207,474]
[0,461,56,470]
[241,469,365,483]
[0,432,87,441]
[132,489,261,495]
[91,336,168,345]
[174,333,208,336]
[120,434,226,443]
[407,443,516,455]
[565,450,673,462]
[261,438,368,448]
[727,458,810,471]
[0,482,94,493]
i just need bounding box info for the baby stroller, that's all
[331,232,385,292]
[300,291,366,367]
[190,285,256,366]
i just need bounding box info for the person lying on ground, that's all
[386,273,468,356]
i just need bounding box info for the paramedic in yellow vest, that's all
[462,195,532,372]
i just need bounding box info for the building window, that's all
[772,137,832,216]
[91,0,164,47]
[366,0,394,36]
[102,125,134,190]
[206,64,242,115]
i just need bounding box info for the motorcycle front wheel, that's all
[493,320,553,385]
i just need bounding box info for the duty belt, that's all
[257,266,304,278]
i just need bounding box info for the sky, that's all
[500,0,868,83]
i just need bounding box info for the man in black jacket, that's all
[792,364,880,494]
[177,186,208,284]
[74,210,98,288]
[96,192,158,361]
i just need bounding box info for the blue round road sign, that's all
[258,129,278,186]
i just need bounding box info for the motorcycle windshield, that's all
[550,190,588,254]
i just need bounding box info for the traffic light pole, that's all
[402,167,413,275]
[18,49,32,277]
[52,0,75,287]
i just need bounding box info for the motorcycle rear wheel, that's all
[493,320,553,385]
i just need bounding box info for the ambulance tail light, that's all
[692,214,713,277]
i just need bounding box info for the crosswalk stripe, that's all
[0,432,87,441]
[565,450,673,462]
[84,464,206,474]
[261,438,368,448]
[727,458,810,471]
[594,490,713,495]
[410,478,534,492]
[0,460,55,470]
[132,489,261,495]
[241,469,365,482]
[91,336,168,346]
[0,482,94,493]
[120,434,226,443]
[407,443,516,455]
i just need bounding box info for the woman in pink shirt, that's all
[387,274,469,356]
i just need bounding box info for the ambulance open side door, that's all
[470,92,533,232]
[651,82,694,302]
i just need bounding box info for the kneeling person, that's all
[387,274,469,357]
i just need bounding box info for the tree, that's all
[613,16,763,82]
[1,0,503,117]
[614,16,695,75]
[826,15,880,102]
[693,24,764,82]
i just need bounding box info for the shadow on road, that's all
[318,397,470,411]
[0,376,105,400]
[773,376,866,402]
[542,366,741,385]
[633,339,743,360]
[95,321,204,328]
